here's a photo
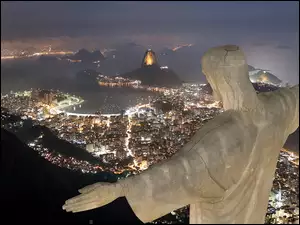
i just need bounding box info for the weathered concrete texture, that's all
[63,45,299,224]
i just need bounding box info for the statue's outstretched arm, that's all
[63,111,246,223]
[117,151,226,223]
[119,112,247,222]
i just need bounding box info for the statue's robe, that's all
[122,85,298,223]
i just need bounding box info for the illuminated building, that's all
[86,144,95,153]
[142,49,157,67]
[30,89,54,105]
[120,49,182,87]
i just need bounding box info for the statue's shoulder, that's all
[181,110,256,156]
[180,110,238,153]
[204,110,245,130]
[257,85,299,127]
[192,110,247,144]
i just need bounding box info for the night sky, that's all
[1,1,299,84]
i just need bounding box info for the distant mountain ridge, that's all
[248,65,282,85]
[202,82,280,95]
[1,128,142,224]
[249,70,282,85]
[66,49,105,62]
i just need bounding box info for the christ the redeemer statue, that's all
[63,45,299,224]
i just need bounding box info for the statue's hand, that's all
[62,182,124,213]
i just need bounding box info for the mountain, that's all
[251,82,280,92]
[67,49,105,62]
[121,49,183,87]
[91,50,105,61]
[1,128,143,225]
[21,125,101,164]
[72,49,91,60]
[248,65,281,85]
[249,71,282,85]
[202,82,280,95]
[1,108,101,164]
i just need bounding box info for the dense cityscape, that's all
[1,83,221,173]
[1,2,298,225]
[0,43,193,60]
[1,45,74,60]
[1,80,298,224]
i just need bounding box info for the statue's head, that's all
[201,45,257,110]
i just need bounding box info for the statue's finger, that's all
[63,198,98,211]
[65,191,96,204]
[71,202,103,213]
[79,183,103,193]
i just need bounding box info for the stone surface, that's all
[63,45,299,224]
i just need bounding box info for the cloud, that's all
[252,43,269,47]
[1,1,298,85]
[1,1,298,40]
[276,45,292,50]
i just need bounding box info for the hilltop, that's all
[1,128,142,225]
